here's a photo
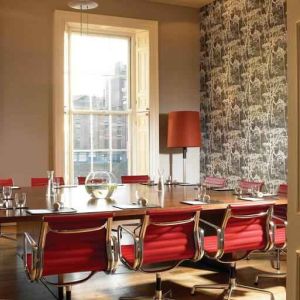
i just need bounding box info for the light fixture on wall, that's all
[68,0,98,34]
[167,111,201,184]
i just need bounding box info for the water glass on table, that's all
[2,186,12,200]
[15,192,27,208]
[197,185,211,203]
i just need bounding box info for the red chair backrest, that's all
[31,177,65,187]
[41,213,113,276]
[121,175,149,184]
[278,183,288,194]
[203,176,226,188]
[140,207,202,266]
[222,203,273,254]
[77,176,86,185]
[238,180,264,191]
[0,178,13,186]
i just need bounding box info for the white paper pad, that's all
[181,200,207,205]
[238,196,265,202]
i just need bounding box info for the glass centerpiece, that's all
[85,171,117,199]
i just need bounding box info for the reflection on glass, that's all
[73,115,91,150]
[93,115,109,149]
[94,152,110,172]
[73,151,91,180]
[72,95,90,110]
[112,115,127,149]
[112,151,128,181]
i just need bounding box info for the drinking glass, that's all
[15,192,27,208]
[2,186,12,200]
[196,185,211,202]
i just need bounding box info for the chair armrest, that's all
[117,225,141,270]
[200,219,224,259]
[110,235,119,273]
[269,216,287,249]
[272,215,288,227]
[23,232,38,281]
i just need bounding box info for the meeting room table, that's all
[0,184,287,255]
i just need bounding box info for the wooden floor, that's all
[0,226,286,300]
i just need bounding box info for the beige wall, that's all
[0,0,199,186]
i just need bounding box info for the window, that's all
[67,32,130,182]
[53,11,159,184]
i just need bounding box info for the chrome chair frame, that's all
[255,215,287,284]
[191,205,275,300]
[24,217,118,300]
[118,210,204,300]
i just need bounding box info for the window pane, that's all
[73,151,91,180]
[110,63,128,111]
[112,115,128,149]
[93,152,110,172]
[112,151,128,181]
[73,114,91,150]
[70,33,129,112]
[93,115,109,149]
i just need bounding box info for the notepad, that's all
[181,200,207,205]
[11,186,21,189]
[26,208,77,214]
[238,196,265,202]
[113,204,160,209]
[212,187,234,191]
[181,199,221,205]
[54,185,78,189]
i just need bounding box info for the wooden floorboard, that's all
[0,226,286,300]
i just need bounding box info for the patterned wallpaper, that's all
[199,0,287,190]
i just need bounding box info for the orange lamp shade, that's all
[167,111,202,148]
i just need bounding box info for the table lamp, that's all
[167,111,201,184]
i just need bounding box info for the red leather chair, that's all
[203,176,227,188]
[192,203,274,300]
[118,206,204,299]
[0,178,13,186]
[238,179,264,192]
[77,176,86,185]
[23,213,118,300]
[121,175,150,184]
[31,177,65,187]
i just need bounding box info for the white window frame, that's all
[53,10,159,183]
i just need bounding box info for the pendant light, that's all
[68,0,98,34]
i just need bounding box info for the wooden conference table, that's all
[0,184,287,223]
[0,184,287,255]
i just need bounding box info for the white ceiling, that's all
[147,0,213,8]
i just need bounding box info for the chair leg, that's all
[66,286,71,300]
[0,224,16,241]
[58,287,64,300]
[119,273,175,300]
[192,263,274,300]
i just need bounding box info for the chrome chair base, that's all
[192,281,274,300]
[255,271,286,284]
[0,232,16,241]
[120,273,174,300]
[191,263,274,300]
[120,290,174,300]
[255,248,286,284]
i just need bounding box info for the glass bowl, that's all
[85,171,117,199]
